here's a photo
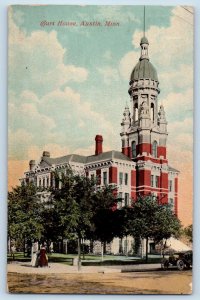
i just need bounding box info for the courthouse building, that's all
[21,37,179,254]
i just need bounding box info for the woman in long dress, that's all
[31,241,39,267]
[38,245,48,267]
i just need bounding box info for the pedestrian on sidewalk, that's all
[31,240,39,267]
[38,244,48,267]
[10,244,16,261]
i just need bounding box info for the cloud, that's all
[8,92,58,159]
[41,87,115,139]
[159,64,193,92]
[97,66,119,84]
[119,51,139,81]
[162,88,193,121]
[8,8,88,97]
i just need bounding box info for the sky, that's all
[8,5,193,227]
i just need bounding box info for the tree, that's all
[123,195,181,262]
[88,185,123,260]
[183,224,193,243]
[8,183,44,255]
[51,168,97,269]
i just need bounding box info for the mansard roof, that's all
[86,151,132,163]
[40,150,132,167]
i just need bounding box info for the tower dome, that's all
[130,37,158,83]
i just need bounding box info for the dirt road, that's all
[7,270,192,294]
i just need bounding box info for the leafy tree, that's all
[123,195,181,262]
[8,183,44,255]
[89,185,123,260]
[51,168,98,269]
[183,224,193,243]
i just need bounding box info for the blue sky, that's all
[9,5,193,159]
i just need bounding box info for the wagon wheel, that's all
[177,259,185,271]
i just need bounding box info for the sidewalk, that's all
[7,262,161,274]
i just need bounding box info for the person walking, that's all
[31,240,39,267]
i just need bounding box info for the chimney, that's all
[95,135,103,155]
[42,151,50,158]
[29,160,36,171]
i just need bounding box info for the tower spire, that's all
[144,5,145,37]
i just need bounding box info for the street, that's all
[7,269,192,294]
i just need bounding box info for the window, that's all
[151,103,154,121]
[151,175,154,187]
[125,193,129,206]
[125,173,128,185]
[169,180,173,192]
[43,177,45,187]
[119,172,123,185]
[39,178,41,187]
[103,172,107,185]
[152,141,157,157]
[118,192,123,209]
[46,177,49,187]
[91,174,95,181]
[122,140,125,148]
[169,198,174,210]
[134,103,138,121]
[132,141,136,158]
[155,176,159,188]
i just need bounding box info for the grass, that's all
[7,252,162,266]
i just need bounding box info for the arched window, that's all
[132,141,136,158]
[151,103,154,122]
[152,140,157,157]
[134,103,138,121]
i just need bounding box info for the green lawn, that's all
[7,252,161,265]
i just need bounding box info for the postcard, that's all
[7,5,193,294]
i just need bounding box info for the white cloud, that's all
[159,64,193,92]
[20,90,40,104]
[41,87,115,137]
[119,51,139,81]
[8,8,88,96]
[162,88,193,121]
[97,66,119,84]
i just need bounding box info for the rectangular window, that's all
[151,175,154,187]
[169,198,174,210]
[169,180,173,192]
[125,173,128,185]
[103,172,107,185]
[125,193,129,206]
[155,176,159,188]
[118,192,123,209]
[119,172,123,185]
